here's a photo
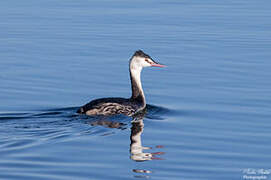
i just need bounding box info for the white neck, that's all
[130,67,144,94]
[129,61,146,106]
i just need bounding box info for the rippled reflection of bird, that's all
[130,113,164,162]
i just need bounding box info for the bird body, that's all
[77,50,165,116]
[77,97,142,116]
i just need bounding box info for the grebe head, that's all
[130,50,165,70]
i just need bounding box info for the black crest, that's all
[133,50,151,59]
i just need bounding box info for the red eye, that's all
[145,58,151,64]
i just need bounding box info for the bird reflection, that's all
[87,112,164,177]
[89,119,127,130]
[130,116,152,161]
[130,114,164,162]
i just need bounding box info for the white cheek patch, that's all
[130,56,152,69]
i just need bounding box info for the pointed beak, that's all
[151,62,166,67]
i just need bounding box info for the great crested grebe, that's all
[77,50,165,116]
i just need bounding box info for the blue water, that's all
[1,0,271,179]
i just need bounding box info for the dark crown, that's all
[133,50,151,59]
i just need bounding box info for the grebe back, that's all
[77,50,165,116]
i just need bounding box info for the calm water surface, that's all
[0,0,271,179]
